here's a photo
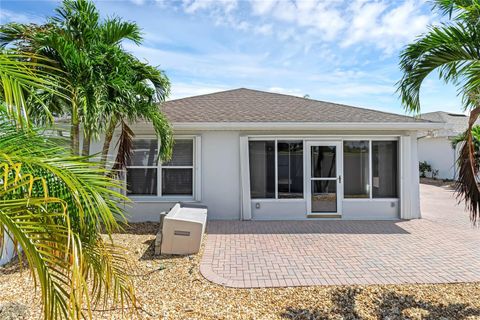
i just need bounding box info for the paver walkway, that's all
[200,184,480,287]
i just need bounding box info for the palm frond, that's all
[111,120,134,173]
[0,121,138,319]
[0,51,68,128]
[100,18,142,45]
[456,107,480,224]
[397,22,480,113]
[0,162,85,319]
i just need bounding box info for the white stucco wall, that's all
[418,137,457,180]
[90,129,242,221]
[0,233,16,266]
[200,131,241,220]
[89,127,421,221]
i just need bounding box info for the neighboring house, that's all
[0,234,16,266]
[90,88,442,222]
[418,111,475,180]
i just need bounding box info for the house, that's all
[418,111,475,180]
[92,88,442,222]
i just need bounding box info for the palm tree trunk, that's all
[101,118,117,167]
[81,133,91,157]
[71,123,80,155]
[71,90,80,155]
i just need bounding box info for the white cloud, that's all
[254,24,273,36]
[176,0,433,54]
[268,87,304,97]
[169,82,232,99]
[182,0,238,14]
[0,9,44,24]
[250,0,277,15]
[130,0,146,5]
[342,0,431,54]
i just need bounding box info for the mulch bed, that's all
[420,177,456,188]
[1,222,480,319]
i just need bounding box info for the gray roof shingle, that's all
[419,111,476,136]
[161,88,429,123]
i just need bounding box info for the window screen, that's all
[343,141,369,198]
[249,141,275,199]
[277,141,303,198]
[372,141,398,198]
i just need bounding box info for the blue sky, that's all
[1,0,464,115]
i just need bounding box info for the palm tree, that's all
[1,52,136,319]
[99,53,172,170]
[398,0,480,223]
[0,0,172,162]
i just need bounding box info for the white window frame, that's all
[126,135,201,202]
[247,135,399,203]
[248,138,306,201]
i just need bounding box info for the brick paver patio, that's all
[199,184,480,287]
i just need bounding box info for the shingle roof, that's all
[419,111,475,136]
[161,88,429,123]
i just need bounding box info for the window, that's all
[343,139,398,199]
[249,141,275,199]
[248,140,304,199]
[343,141,369,198]
[372,141,398,198]
[162,139,193,196]
[126,138,196,197]
[278,141,303,198]
[127,139,158,195]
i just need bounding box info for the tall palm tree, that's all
[1,52,136,319]
[0,0,172,162]
[99,52,172,170]
[398,0,480,224]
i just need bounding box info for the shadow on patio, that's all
[206,220,410,235]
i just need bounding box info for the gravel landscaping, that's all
[1,222,480,320]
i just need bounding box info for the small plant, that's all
[419,161,432,178]
[432,169,439,180]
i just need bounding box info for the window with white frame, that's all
[343,140,398,199]
[126,137,196,197]
[248,139,304,199]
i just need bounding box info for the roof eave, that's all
[171,121,445,131]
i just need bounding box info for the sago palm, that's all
[398,0,480,223]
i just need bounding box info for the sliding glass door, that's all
[306,141,343,216]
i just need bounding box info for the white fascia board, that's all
[171,121,446,131]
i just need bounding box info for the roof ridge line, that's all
[234,88,422,121]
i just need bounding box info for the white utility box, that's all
[156,203,207,255]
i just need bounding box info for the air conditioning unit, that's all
[156,203,208,255]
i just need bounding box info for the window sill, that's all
[128,196,196,203]
[343,198,399,202]
[251,198,306,202]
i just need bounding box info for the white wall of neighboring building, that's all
[418,137,458,180]
[0,233,16,266]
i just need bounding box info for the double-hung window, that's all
[343,140,398,199]
[248,139,304,199]
[126,137,197,198]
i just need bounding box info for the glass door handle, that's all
[338,175,342,183]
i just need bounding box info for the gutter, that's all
[170,121,446,131]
